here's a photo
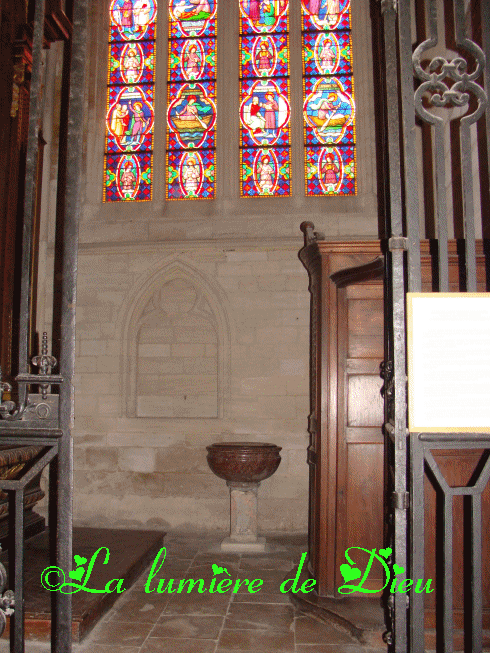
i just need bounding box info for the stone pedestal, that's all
[205,441,282,553]
[221,481,267,553]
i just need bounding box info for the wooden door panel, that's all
[347,374,384,427]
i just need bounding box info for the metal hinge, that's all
[392,491,409,510]
[388,236,408,251]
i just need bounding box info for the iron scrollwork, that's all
[0,332,58,421]
[0,371,28,421]
[413,32,487,126]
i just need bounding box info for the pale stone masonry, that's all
[35,0,379,533]
[71,244,313,532]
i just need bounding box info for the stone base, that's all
[220,536,267,553]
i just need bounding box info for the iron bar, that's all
[483,0,490,189]
[471,494,483,653]
[443,494,454,653]
[427,0,450,292]
[425,450,450,493]
[460,118,478,292]
[419,433,490,443]
[410,437,425,653]
[433,120,450,291]
[382,0,410,648]
[17,0,46,404]
[53,0,89,650]
[0,448,58,490]
[453,0,486,291]
[399,0,421,291]
[12,489,25,653]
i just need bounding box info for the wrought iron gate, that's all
[0,0,88,651]
[379,0,490,651]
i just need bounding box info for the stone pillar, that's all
[221,481,267,553]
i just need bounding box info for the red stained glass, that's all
[239,0,291,197]
[104,0,157,202]
[167,0,217,199]
[301,0,356,196]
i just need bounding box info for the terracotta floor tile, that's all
[239,568,294,582]
[294,615,357,646]
[152,615,224,639]
[78,646,141,653]
[89,620,153,647]
[232,592,291,604]
[193,553,241,563]
[224,603,294,632]
[233,578,287,594]
[163,589,231,615]
[109,591,169,623]
[140,637,217,653]
[239,557,294,572]
[217,628,295,652]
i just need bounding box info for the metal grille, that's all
[379,0,490,650]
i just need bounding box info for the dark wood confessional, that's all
[299,232,490,628]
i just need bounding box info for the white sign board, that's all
[407,293,490,432]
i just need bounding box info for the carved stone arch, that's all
[120,257,231,418]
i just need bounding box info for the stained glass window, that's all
[104,0,157,202]
[301,0,356,196]
[166,0,217,200]
[239,0,291,197]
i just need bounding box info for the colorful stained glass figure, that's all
[303,76,354,145]
[104,0,157,202]
[301,0,350,31]
[301,0,356,196]
[240,79,290,147]
[240,0,291,197]
[167,0,217,199]
[241,147,290,197]
[167,149,214,199]
[305,145,355,195]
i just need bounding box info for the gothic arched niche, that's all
[122,260,230,418]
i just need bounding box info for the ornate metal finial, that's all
[31,332,57,400]
[0,367,16,420]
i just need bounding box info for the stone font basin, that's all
[206,442,282,483]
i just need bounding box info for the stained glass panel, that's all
[104,0,157,202]
[239,0,291,198]
[301,0,356,196]
[167,1,217,200]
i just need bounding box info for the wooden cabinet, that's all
[299,238,386,597]
[299,234,490,627]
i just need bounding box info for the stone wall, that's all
[35,0,379,533]
[72,243,311,532]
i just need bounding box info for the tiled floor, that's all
[72,532,387,653]
[2,531,489,652]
